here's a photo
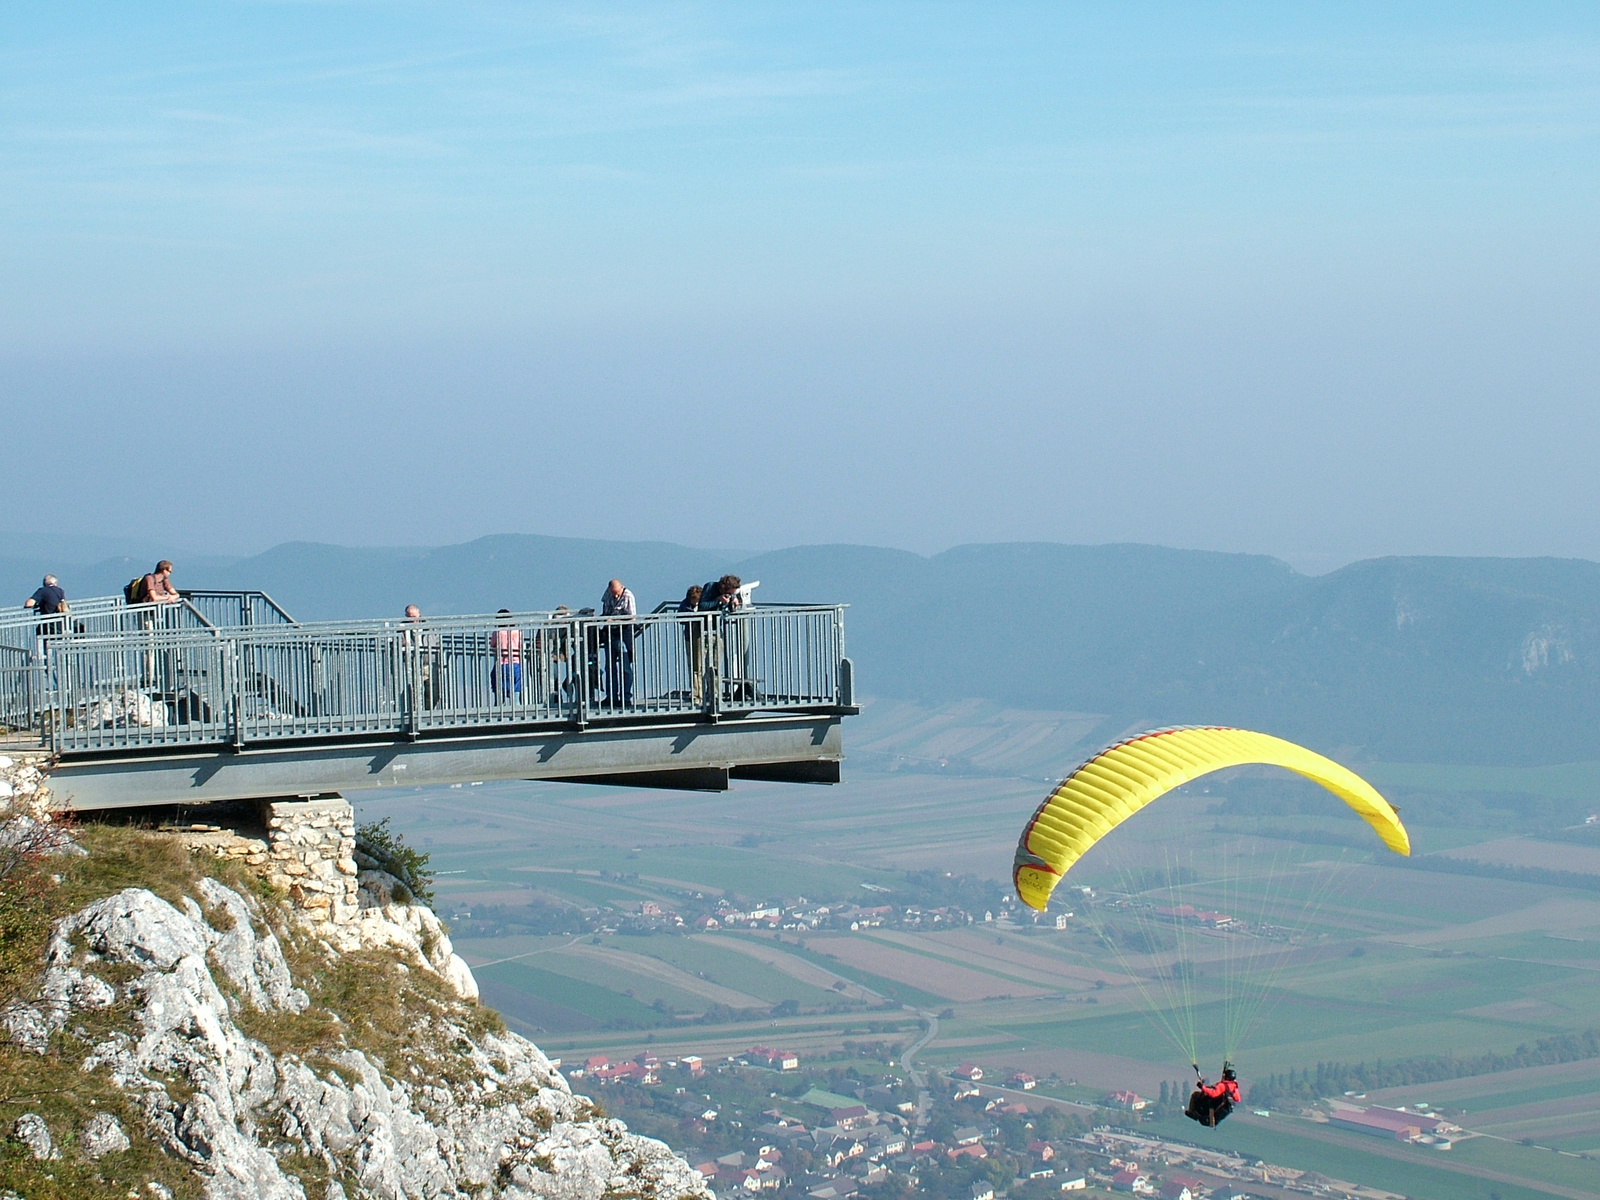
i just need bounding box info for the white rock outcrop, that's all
[183,798,481,1001]
[0,752,53,814]
[81,1111,132,1159]
[13,880,709,1200]
[332,865,480,1002]
[13,1112,57,1160]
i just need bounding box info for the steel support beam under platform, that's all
[49,714,845,811]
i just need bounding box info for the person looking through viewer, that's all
[600,579,638,707]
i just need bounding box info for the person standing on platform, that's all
[24,575,66,615]
[403,605,441,709]
[678,584,705,705]
[601,578,638,708]
[490,609,522,702]
[143,561,180,604]
[24,574,67,647]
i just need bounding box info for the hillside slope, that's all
[0,758,709,1200]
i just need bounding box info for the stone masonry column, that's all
[260,797,361,927]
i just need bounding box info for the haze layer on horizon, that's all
[3,4,1597,565]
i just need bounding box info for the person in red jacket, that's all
[1184,1063,1240,1127]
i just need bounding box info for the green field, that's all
[1368,759,1600,803]
[474,960,667,1031]
[777,938,951,1010]
[1463,1077,1600,1113]
[616,934,845,1008]
[1142,1115,1590,1200]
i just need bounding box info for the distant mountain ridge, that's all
[7,534,1599,767]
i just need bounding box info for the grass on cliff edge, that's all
[0,819,510,1200]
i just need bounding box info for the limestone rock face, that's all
[0,752,54,814]
[338,866,481,1002]
[18,880,710,1200]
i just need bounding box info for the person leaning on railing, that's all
[24,575,67,615]
[24,574,68,643]
[700,575,752,701]
[143,561,181,604]
[532,605,574,706]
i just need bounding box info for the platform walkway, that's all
[0,593,855,810]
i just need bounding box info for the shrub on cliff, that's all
[355,817,434,903]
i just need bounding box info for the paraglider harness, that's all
[1184,1062,1240,1128]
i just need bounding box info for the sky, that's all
[2,3,1598,566]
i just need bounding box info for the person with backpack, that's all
[144,561,179,603]
[126,561,179,605]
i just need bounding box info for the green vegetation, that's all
[1140,1115,1577,1200]
[476,960,669,1029]
[776,940,949,1010]
[1448,1136,1600,1191]
[1368,760,1600,805]
[616,935,845,1009]
[356,816,435,903]
[1458,1074,1600,1114]
[1249,1029,1600,1107]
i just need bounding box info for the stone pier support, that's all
[259,796,361,927]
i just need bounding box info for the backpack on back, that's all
[124,576,148,605]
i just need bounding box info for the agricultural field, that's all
[354,701,1600,1198]
[1139,1112,1589,1200]
[1440,837,1600,874]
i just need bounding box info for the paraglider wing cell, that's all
[1012,727,1410,912]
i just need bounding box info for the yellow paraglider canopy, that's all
[1013,726,1410,912]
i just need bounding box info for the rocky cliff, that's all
[0,755,712,1200]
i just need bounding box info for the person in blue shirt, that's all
[24,575,66,615]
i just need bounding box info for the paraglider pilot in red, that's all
[1185,1063,1240,1127]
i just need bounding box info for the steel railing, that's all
[24,605,847,753]
[179,590,296,629]
[0,594,125,621]
[0,600,216,657]
[0,644,43,738]
[0,590,294,670]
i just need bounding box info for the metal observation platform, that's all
[0,591,856,811]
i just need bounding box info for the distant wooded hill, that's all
[7,535,1600,767]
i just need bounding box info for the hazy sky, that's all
[3,4,1597,565]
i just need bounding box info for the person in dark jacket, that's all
[1185,1064,1241,1127]
[678,585,705,705]
[24,575,66,615]
[698,574,743,613]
